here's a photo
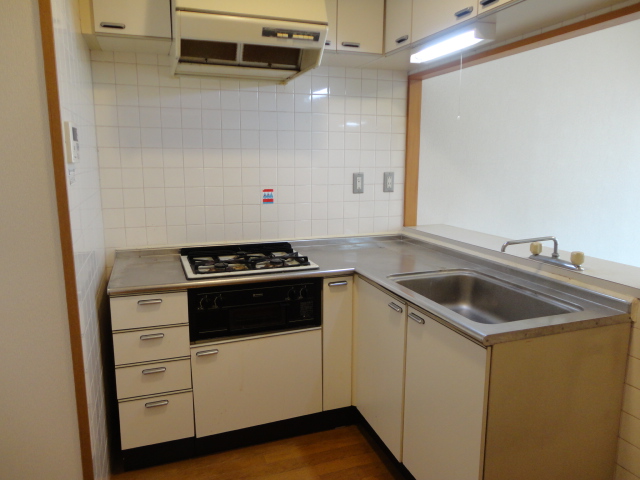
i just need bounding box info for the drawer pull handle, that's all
[395,35,409,44]
[328,281,348,287]
[341,42,360,48]
[388,302,403,313]
[196,349,219,357]
[138,299,162,305]
[142,367,167,375]
[480,0,498,5]
[325,40,332,46]
[454,6,474,18]
[145,400,169,408]
[100,22,126,29]
[409,313,426,324]
[140,333,164,341]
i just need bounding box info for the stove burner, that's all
[180,242,318,279]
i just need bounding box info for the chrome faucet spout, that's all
[501,236,559,257]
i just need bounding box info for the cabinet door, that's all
[323,276,353,411]
[385,0,413,54]
[412,0,478,43]
[93,0,172,38]
[403,307,488,480]
[337,0,384,54]
[353,276,406,460]
[191,330,322,437]
[325,0,338,51]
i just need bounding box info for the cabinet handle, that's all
[328,281,348,287]
[341,42,360,48]
[196,349,219,357]
[325,40,332,46]
[480,0,499,5]
[140,333,164,341]
[100,22,126,29]
[409,313,426,324]
[138,299,162,305]
[395,35,409,44]
[454,6,474,18]
[142,367,167,375]
[388,302,403,313]
[145,400,169,408]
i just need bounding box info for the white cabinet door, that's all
[323,276,353,411]
[337,0,384,54]
[92,0,172,38]
[325,0,338,51]
[385,0,413,54]
[412,0,478,43]
[403,307,488,480]
[477,0,515,15]
[353,276,406,461]
[191,330,322,437]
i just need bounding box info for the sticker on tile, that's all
[262,189,274,204]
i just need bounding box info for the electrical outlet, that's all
[353,172,364,194]
[383,172,394,192]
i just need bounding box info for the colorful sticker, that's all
[262,189,274,204]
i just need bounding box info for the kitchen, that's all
[2,1,640,479]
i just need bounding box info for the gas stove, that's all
[180,242,319,279]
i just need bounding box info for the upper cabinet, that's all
[334,0,385,55]
[412,0,478,44]
[384,0,413,53]
[325,0,338,51]
[80,0,173,54]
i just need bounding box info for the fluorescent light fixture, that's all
[410,22,496,64]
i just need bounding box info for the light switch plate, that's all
[353,172,364,194]
[383,172,394,192]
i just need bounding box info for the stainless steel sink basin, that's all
[389,269,582,324]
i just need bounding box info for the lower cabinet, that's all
[191,329,323,438]
[403,307,488,480]
[353,276,407,461]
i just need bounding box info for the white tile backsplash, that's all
[93,58,407,264]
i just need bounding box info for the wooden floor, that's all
[112,425,404,480]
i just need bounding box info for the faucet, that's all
[501,236,584,271]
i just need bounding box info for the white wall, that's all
[51,0,109,477]
[91,55,407,267]
[417,18,640,267]
[0,1,83,478]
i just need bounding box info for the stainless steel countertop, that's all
[107,235,630,346]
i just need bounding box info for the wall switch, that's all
[353,172,364,194]
[383,172,394,192]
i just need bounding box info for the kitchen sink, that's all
[388,269,582,324]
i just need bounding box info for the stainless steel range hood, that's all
[173,0,328,83]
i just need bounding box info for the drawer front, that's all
[119,391,194,450]
[110,292,188,331]
[113,326,189,366]
[116,359,192,400]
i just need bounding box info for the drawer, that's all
[119,391,194,450]
[113,326,189,366]
[110,292,188,331]
[115,359,192,400]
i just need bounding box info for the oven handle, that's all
[196,349,220,357]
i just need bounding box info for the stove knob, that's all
[298,286,308,300]
[287,288,296,301]
[200,294,222,310]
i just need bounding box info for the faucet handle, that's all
[530,242,542,255]
[570,251,585,267]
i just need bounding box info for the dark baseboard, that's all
[122,437,195,471]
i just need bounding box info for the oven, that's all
[188,278,322,343]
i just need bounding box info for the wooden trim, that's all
[403,79,421,227]
[402,4,640,225]
[36,1,94,479]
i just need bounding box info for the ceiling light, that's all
[410,22,496,64]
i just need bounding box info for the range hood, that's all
[173,0,328,83]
